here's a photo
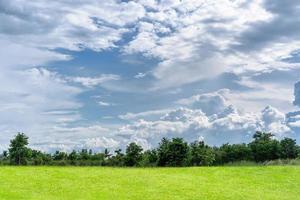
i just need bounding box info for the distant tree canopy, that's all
[0,131,299,167]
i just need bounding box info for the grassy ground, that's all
[0,166,299,200]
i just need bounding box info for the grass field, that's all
[0,166,299,200]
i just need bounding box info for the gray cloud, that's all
[233,0,300,52]
[293,81,300,107]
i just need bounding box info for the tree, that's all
[104,148,111,159]
[140,149,158,167]
[190,141,215,166]
[157,138,190,167]
[219,143,252,163]
[2,151,8,158]
[31,149,48,165]
[157,138,170,166]
[125,143,143,166]
[107,149,125,166]
[53,151,68,161]
[68,150,78,164]
[280,138,299,159]
[8,133,31,165]
[79,149,89,160]
[90,153,105,166]
[249,131,280,162]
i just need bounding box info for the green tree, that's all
[219,143,252,163]
[108,149,125,166]
[140,149,158,167]
[2,151,8,158]
[79,149,89,160]
[125,143,143,166]
[280,138,299,159]
[86,152,105,166]
[8,133,31,165]
[68,150,78,165]
[157,138,190,167]
[104,148,111,159]
[53,151,68,161]
[31,149,48,165]
[249,131,280,162]
[157,138,170,166]
[190,141,215,166]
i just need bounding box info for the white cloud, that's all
[84,137,120,150]
[227,76,295,112]
[177,90,229,115]
[0,68,83,149]
[0,40,70,69]
[98,101,115,107]
[122,0,281,88]
[0,0,146,150]
[28,124,117,152]
[0,0,145,51]
[68,74,120,88]
[118,109,171,120]
[134,72,147,79]
[122,0,300,90]
[117,91,291,148]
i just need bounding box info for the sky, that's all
[1,0,300,152]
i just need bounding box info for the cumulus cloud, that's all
[117,105,290,148]
[117,91,291,148]
[29,124,117,152]
[176,90,229,115]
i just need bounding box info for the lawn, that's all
[0,166,299,200]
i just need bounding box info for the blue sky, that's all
[1,0,300,152]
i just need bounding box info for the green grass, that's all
[0,166,299,200]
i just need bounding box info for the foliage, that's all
[125,143,143,166]
[140,149,158,167]
[1,131,299,167]
[280,138,298,159]
[249,131,281,162]
[190,141,215,166]
[157,138,190,167]
[8,133,31,165]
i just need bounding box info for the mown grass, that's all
[0,166,299,200]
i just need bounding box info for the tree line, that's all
[1,131,299,166]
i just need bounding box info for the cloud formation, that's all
[118,91,291,148]
[0,0,300,151]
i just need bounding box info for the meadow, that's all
[0,166,299,200]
